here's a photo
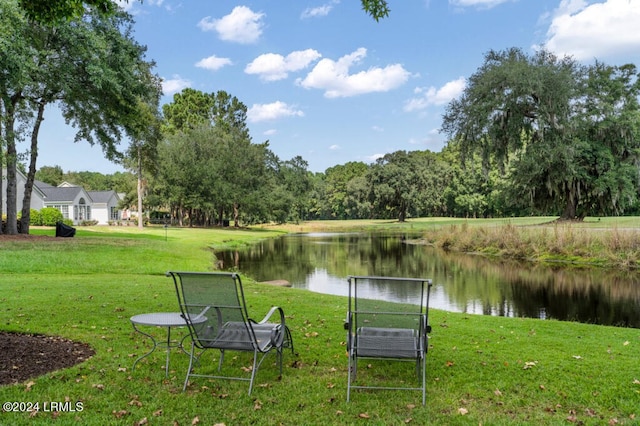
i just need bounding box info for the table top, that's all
[130,312,206,327]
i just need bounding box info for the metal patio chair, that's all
[345,276,433,405]
[168,271,294,394]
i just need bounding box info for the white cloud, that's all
[449,0,512,9]
[365,153,385,163]
[245,49,322,81]
[162,75,191,95]
[263,129,278,136]
[404,77,466,112]
[195,55,232,71]
[247,101,304,122]
[544,0,640,61]
[372,125,384,132]
[297,48,411,98]
[198,6,265,44]
[329,144,341,150]
[301,1,339,18]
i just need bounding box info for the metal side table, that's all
[130,312,206,377]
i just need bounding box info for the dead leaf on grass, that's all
[359,413,370,419]
[458,408,468,415]
[112,410,128,419]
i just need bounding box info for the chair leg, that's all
[284,326,295,354]
[248,350,260,395]
[183,342,196,392]
[421,355,426,406]
[347,353,355,402]
[218,349,225,371]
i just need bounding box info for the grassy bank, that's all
[1,223,639,425]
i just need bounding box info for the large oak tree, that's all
[442,48,640,220]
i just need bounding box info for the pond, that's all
[217,232,640,328]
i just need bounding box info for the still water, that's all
[217,232,640,327]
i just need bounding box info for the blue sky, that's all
[37,0,640,174]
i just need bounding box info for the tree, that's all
[361,0,390,21]
[125,98,162,229]
[324,162,369,219]
[368,151,420,221]
[22,0,388,23]
[19,0,118,23]
[162,88,249,138]
[442,48,640,220]
[0,3,161,234]
[34,165,64,186]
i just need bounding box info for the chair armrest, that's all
[344,312,351,330]
[255,306,286,326]
[250,306,286,347]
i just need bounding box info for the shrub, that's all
[40,207,64,226]
[30,209,43,226]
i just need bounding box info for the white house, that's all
[3,169,121,225]
[87,190,122,224]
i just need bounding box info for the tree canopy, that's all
[442,48,640,220]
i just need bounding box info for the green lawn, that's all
[0,222,639,425]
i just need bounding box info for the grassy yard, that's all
[0,220,639,425]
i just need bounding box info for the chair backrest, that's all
[348,276,432,336]
[168,271,255,349]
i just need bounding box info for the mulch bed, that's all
[0,332,95,386]
[1,234,95,386]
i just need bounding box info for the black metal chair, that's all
[345,276,433,405]
[168,271,293,394]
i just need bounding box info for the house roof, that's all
[88,190,119,204]
[39,186,92,203]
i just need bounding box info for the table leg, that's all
[132,324,159,372]
[165,326,172,377]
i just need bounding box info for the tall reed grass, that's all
[423,222,640,268]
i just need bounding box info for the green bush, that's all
[30,209,43,226]
[40,207,64,226]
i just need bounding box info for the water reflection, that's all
[217,233,640,327]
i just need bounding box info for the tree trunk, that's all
[0,102,4,235]
[3,95,20,235]
[21,100,47,234]
[560,186,578,220]
[137,151,144,229]
[233,202,240,227]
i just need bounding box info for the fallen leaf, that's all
[572,355,582,360]
[458,408,468,415]
[623,341,630,346]
[136,418,148,425]
[112,410,128,419]
[25,381,35,391]
[446,361,455,367]
[359,413,370,419]
[494,389,502,396]
[191,416,200,425]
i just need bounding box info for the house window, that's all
[53,205,69,219]
[75,198,90,221]
[110,207,120,221]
